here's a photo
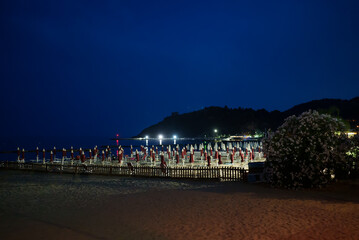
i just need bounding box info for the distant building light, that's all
[347,132,357,138]
[158,135,163,139]
[214,129,218,133]
[145,136,149,139]
[173,135,177,139]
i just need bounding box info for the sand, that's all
[0,171,359,240]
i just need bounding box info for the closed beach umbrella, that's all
[218,152,222,164]
[119,150,123,163]
[176,151,179,164]
[207,155,211,166]
[22,149,25,161]
[160,152,165,165]
[120,149,123,162]
[102,150,105,162]
[136,150,139,162]
[53,147,56,159]
[81,152,85,163]
[71,149,74,160]
[167,147,171,159]
[50,151,53,163]
[43,149,46,161]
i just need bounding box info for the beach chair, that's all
[127,162,134,174]
[160,162,168,175]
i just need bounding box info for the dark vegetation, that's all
[136,97,359,138]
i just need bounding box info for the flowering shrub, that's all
[263,110,348,188]
[345,134,359,179]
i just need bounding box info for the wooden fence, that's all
[0,161,248,182]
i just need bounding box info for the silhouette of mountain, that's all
[136,97,359,138]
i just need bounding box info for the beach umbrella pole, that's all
[71,150,74,165]
[17,147,20,162]
[42,149,46,164]
[36,147,39,163]
[22,149,25,163]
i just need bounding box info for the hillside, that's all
[136,97,359,138]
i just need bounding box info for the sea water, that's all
[0,136,203,161]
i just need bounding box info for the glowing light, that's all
[347,132,357,138]
[173,135,177,139]
[214,129,218,133]
[158,134,163,139]
[145,135,149,146]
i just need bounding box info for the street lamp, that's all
[145,135,149,146]
[158,134,163,145]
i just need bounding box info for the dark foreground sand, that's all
[0,171,358,240]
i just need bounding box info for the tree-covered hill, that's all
[136,97,359,138]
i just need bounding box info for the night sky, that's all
[1,0,358,138]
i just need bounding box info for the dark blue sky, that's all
[1,0,358,137]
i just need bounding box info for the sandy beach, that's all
[1,170,358,240]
